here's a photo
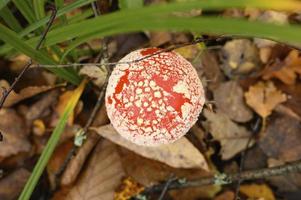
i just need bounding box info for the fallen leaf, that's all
[79,65,107,88]
[65,140,125,200]
[61,105,110,186]
[200,51,225,90]
[47,140,74,190]
[243,145,267,170]
[259,113,301,162]
[203,110,253,160]
[91,124,209,170]
[114,177,144,200]
[0,109,31,160]
[118,147,219,200]
[214,191,234,200]
[244,81,287,118]
[263,50,301,85]
[149,31,172,47]
[55,88,81,126]
[239,184,276,200]
[61,133,100,186]
[0,168,30,200]
[0,82,59,107]
[213,80,253,122]
[25,90,59,121]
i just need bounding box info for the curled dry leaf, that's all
[0,109,31,160]
[203,110,253,160]
[65,140,125,200]
[25,90,59,121]
[61,105,109,186]
[263,50,301,85]
[79,65,107,88]
[213,80,253,122]
[61,133,100,186]
[0,168,30,200]
[244,81,287,118]
[0,80,59,107]
[91,124,209,170]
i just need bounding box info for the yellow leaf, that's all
[240,184,275,200]
[263,50,301,85]
[244,81,287,118]
[114,177,144,200]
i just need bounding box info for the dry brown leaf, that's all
[61,133,100,186]
[200,51,225,90]
[259,113,301,162]
[263,50,301,85]
[65,140,125,200]
[118,147,219,200]
[25,90,59,121]
[213,80,253,122]
[47,140,74,189]
[79,65,107,88]
[61,105,109,186]
[239,184,275,200]
[149,31,172,47]
[245,81,287,118]
[0,168,30,200]
[214,191,234,200]
[203,110,253,160]
[0,82,58,107]
[91,124,209,170]
[0,109,31,160]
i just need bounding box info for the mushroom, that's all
[105,48,205,146]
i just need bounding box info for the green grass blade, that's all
[119,0,144,9]
[12,0,36,24]
[0,24,80,84]
[33,0,46,20]
[0,0,97,55]
[1,0,301,56]
[0,6,22,32]
[18,80,87,200]
[0,0,10,10]
[55,0,68,24]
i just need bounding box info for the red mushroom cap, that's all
[106,48,205,146]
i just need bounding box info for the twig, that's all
[157,175,176,200]
[53,24,111,190]
[0,6,57,110]
[140,159,301,196]
[234,117,261,199]
[30,36,228,69]
[234,136,253,200]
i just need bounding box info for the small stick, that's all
[141,159,301,196]
[0,6,57,110]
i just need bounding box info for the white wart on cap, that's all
[106,48,205,146]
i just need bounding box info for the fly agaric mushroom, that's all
[106,48,205,146]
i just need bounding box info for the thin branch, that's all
[0,6,57,110]
[140,159,301,196]
[234,136,253,199]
